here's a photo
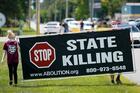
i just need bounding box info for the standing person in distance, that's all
[1,30,19,86]
[110,73,122,84]
[63,22,69,33]
[80,20,84,31]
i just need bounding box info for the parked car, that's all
[129,23,140,47]
[112,23,140,48]
[111,20,121,25]
[43,21,61,34]
[83,21,93,31]
[67,21,93,32]
[135,18,140,23]
[87,17,99,24]
[63,18,75,23]
[67,21,80,32]
[112,23,129,29]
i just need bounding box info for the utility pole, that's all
[90,0,94,22]
[28,0,31,29]
[36,0,40,35]
[65,0,68,18]
[54,2,57,21]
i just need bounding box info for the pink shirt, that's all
[3,40,19,64]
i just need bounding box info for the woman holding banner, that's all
[1,30,19,86]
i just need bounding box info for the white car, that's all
[67,21,80,32]
[83,21,93,30]
[44,21,61,34]
[112,23,140,48]
[87,17,99,24]
[129,23,140,47]
[63,18,75,23]
[67,21,93,32]
[135,18,140,23]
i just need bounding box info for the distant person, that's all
[110,73,122,84]
[59,22,65,34]
[63,22,69,33]
[80,20,84,31]
[1,30,19,86]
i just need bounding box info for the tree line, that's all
[0,0,29,26]
[0,0,139,26]
[40,0,140,22]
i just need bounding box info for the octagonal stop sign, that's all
[29,42,56,68]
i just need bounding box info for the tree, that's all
[41,0,59,21]
[40,0,90,21]
[73,0,89,20]
[0,0,21,19]
[0,0,29,26]
[41,0,76,21]
[101,0,126,18]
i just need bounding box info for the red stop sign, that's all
[29,42,56,68]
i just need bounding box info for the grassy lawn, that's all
[0,41,140,93]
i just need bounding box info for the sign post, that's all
[0,12,6,27]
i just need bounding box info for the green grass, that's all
[0,43,140,93]
[22,27,36,35]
